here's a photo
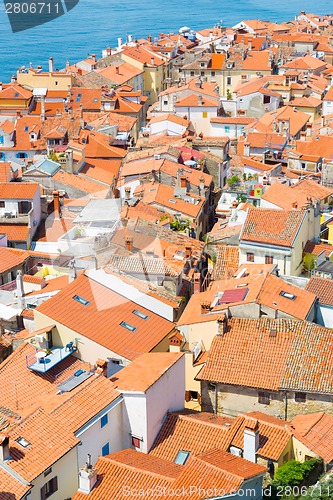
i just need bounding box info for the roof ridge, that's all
[104,456,178,481]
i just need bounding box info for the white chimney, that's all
[243,143,250,157]
[128,34,133,43]
[118,38,123,51]
[41,95,45,121]
[78,454,98,494]
[198,94,203,106]
[151,57,155,66]
[0,83,2,91]
[66,150,74,174]
[243,421,260,463]
[0,434,10,461]
[16,271,25,309]
[48,57,54,73]
[199,176,205,196]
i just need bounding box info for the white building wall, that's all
[322,100,333,116]
[316,303,333,328]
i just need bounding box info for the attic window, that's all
[174,450,190,465]
[76,93,82,102]
[73,295,90,306]
[169,199,177,203]
[280,291,296,300]
[120,321,137,332]
[16,437,30,448]
[133,309,149,320]
[14,93,19,97]
[24,126,29,132]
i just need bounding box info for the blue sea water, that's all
[0,0,332,80]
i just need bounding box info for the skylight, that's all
[73,295,90,306]
[280,291,296,300]
[76,93,82,102]
[14,93,19,97]
[120,321,137,332]
[133,309,148,320]
[93,97,98,102]
[24,126,29,132]
[16,437,30,448]
[174,450,190,465]
[169,199,177,203]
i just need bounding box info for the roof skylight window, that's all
[16,437,30,448]
[133,309,148,320]
[280,291,296,300]
[174,450,190,465]
[120,321,137,332]
[73,295,90,306]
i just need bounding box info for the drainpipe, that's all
[284,391,288,421]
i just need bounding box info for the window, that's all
[55,81,58,86]
[265,256,273,264]
[263,95,271,104]
[163,100,168,106]
[131,436,142,448]
[100,414,108,428]
[40,477,58,500]
[24,126,29,132]
[280,291,296,300]
[211,71,216,77]
[16,437,30,448]
[0,201,4,208]
[202,111,208,118]
[120,321,137,332]
[73,295,90,306]
[174,450,190,465]
[295,392,306,403]
[44,468,52,478]
[190,71,195,77]
[0,136,4,144]
[102,442,110,456]
[258,392,270,405]
[227,76,232,85]
[200,71,205,77]
[200,62,205,68]
[247,252,254,262]
[224,126,230,133]
[133,309,149,320]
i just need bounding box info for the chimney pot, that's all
[125,236,133,252]
[200,301,211,314]
[217,314,228,335]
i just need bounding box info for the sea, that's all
[0,0,332,81]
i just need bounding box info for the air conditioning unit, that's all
[35,334,45,343]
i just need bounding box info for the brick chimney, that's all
[116,66,120,75]
[53,190,60,218]
[185,245,192,259]
[148,35,152,42]
[200,300,211,315]
[180,175,187,189]
[216,314,228,336]
[125,236,133,252]
[91,54,96,62]
[95,359,108,377]
[193,272,201,293]
[106,47,111,56]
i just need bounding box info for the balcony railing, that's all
[26,344,76,373]
[0,209,33,225]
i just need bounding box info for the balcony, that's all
[26,344,77,373]
[0,208,33,225]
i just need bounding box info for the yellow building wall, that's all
[0,98,30,109]
[328,224,333,244]
[17,70,73,90]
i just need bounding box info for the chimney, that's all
[66,59,70,69]
[200,301,211,315]
[193,272,201,293]
[124,187,131,200]
[243,142,250,157]
[198,94,203,106]
[91,54,96,62]
[78,455,98,494]
[0,434,10,461]
[79,103,84,129]
[78,68,83,76]
[41,95,45,121]
[125,236,133,252]
[243,420,260,463]
[53,190,60,218]
[292,201,298,209]
[66,150,74,174]
[180,175,187,189]
[216,314,228,336]
[300,131,306,141]
[148,35,152,42]
[16,110,21,118]
[116,66,120,75]
[95,358,108,377]
[106,47,111,56]
[48,57,54,73]
[248,40,252,50]
[118,38,122,51]
[69,260,77,283]
[185,245,192,259]
[151,57,155,66]
[0,83,2,91]
[199,176,205,196]
[16,271,25,309]
[306,122,312,137]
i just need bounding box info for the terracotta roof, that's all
[150,411,238,461]
[197,317,333,394]
[53,170,109,195]
[290,412,333,463]
[36,274,175,361]
[108,254,182,277]
[79,159,121,185]
[240,208,305,247]
[283,54,327,71]
[0,468,31,499]
[150,114,190,127]
[0,224,30,242]
[290,178,333,201]
[261,182,311,209]
[175,94,219,108]
[211,117,255,125]
[231,412,291,461]
[303,241,333,258]
[0,162,11,183]
[0,247,28,274]
[111,352,183,392]
[242,51,271,71]
[212,246,239,281]
[97,62,143,85]
[305,276,333,306]
[0,183,39,199]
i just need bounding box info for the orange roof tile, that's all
[241,208,305,247]
[53,170,109,195]
[0,224,30,242]
[0,182,39,199]
[0,246,28,274]
[36,274,175,360]
[197,317,333,394]
[111,352,183,392]
[290,412,333,463]
[305,276,333,306]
